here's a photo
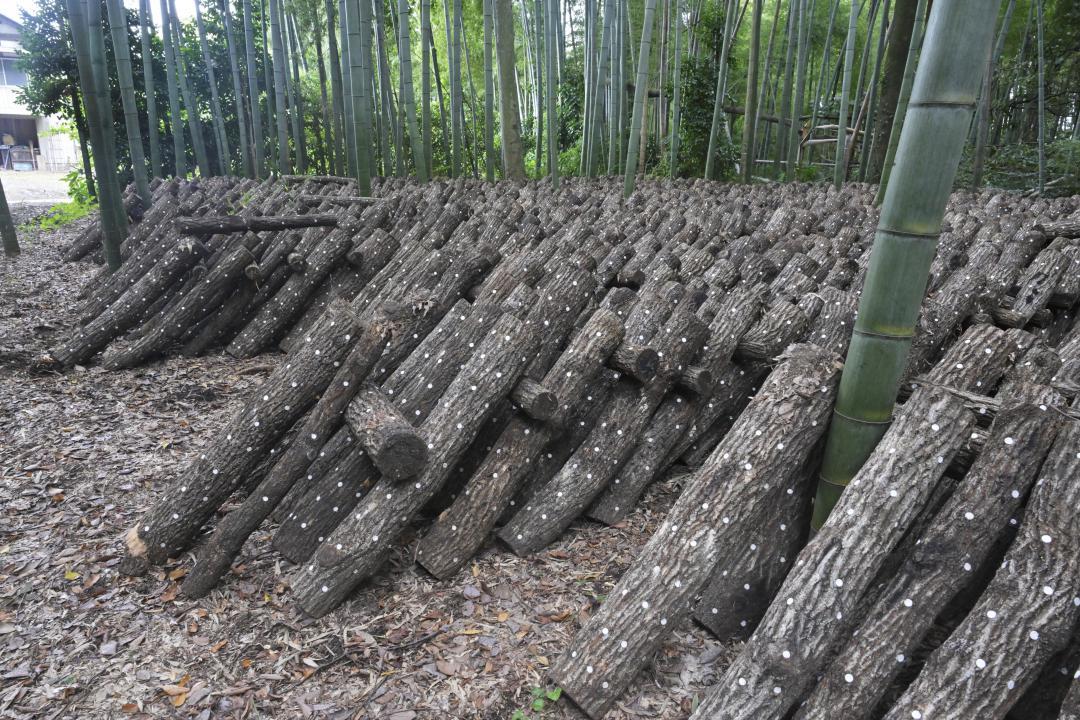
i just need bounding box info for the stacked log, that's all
[51,176,1080,698]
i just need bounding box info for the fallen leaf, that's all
[161,684,188,697]
[210,640,228,653]
[120,703,139,714]
[63,569,80,581]
[167,567,188,581]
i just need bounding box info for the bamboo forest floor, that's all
[0,213,730,719]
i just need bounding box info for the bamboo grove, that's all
[6,0,1079,265]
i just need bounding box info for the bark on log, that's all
[499,308,709,556]
[509,378,558,422]
[549,345,842,719]
[122,301,364,569]
[796,384,1068,720]
[50,237,209,367]
[180,306,407,597]
[291,313,541,617]
[992,249,1067,328]
[344,382,428,480]
[689,388,974,720]
[174,214,340,235]
[415,308,626,579]
[272,426,355,522]
[881,421,1080,720]
[921,323,1018,393]
[102,235,262,369]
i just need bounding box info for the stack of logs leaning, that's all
[57,174,1080,717]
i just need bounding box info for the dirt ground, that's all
[0,172,71,206]
[0,212,736,720]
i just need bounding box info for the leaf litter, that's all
[0,213,738,719]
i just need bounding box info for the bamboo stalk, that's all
[814,0,1005,527]
[194,0,230,173]
[874,0,927,204]
[159,0,187,177]
[833,0,857,187]
[622,0,657,196]
[398,0,427,180]
[222,0,253,177]
[546,0,559,186]
[0,176,18,257]
[105,0,152,206]
[740,0,762,183]
[137,0,163,178]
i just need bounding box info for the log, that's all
[179,304,408,598]
[992,249,1067,328]
[102,235,262,369]
[174,214,340,235]
[49,237,210,367]
[344,382,428,480]
[291,313,541,617]
[298,193,382,207]
[689,388,974,720]
[549,344,842,719]
[415,307,626,580]
[920,323,1018,393]
[796,384,1068,720]
[498,308,709,556]
[733,299,813,364]
[509,377,559,422]
[1035,218,1080,238]
[122,301,364,570]
[272,426,355,522]
[881,421,1080,720]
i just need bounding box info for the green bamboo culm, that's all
[874,0,927,205]
[482,0,495,181]
[243,0,265,177]
[740,0,763,183]
[546,0,559,187]
[668,0,683,177]
[159,0,186,177]
[194,0,230,173]
[622,0,657,197]
[169,0,212,177]
[269,0,290,173]
[833,0,857,188]
[68,0,125,270]
[705,0,736,180]
[0,175,18,258]
[1035,0,1045,195]
[222,0,253,178]
[398,0,428,181]
[345,0,372,193]
[105,0,152,208]
[812,0,1005,530]
[137,0,163,178]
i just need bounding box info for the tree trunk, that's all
[243,0,265,177]
[623,0,657,196]
[194,0,231,173]
[0,176,19,257]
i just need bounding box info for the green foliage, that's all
[33,200,93,230]
[64,168,93,206]
[511,686,563,719]
[674,55,738,180]
[957,137,1080,197]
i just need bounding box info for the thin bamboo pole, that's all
[68,0,125,269]
[222,0,253,177]
[194,0,230,173]
[874,0,927,204]
[0,176,19,257]
[1036,0,1045,195]
[346,0,372,192]
[421,0,432,176]
[705,0,737,180]
[137,0,162,178]
[326,0,346,175]
[160,0,187,177]
[668,0,682,177]
[105,0,152,206]
[546,0,559,186]
[740,0,762,183]
[244,0,265,177]
[623,0,657,196]
[833,0,857,187]
[398,0,427,180]
[269,0,290,172]
[814,0,1004,527]
[483,0,495,180]
[169,0,213,177]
